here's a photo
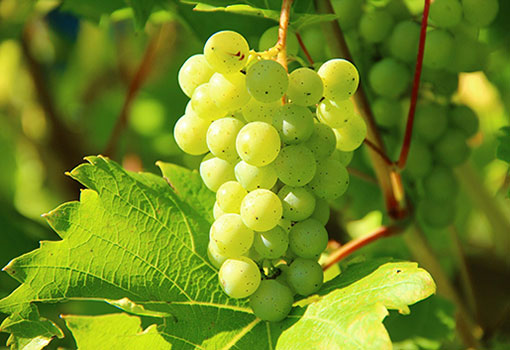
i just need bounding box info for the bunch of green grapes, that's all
[175,30,365,321]
[331,0,492,227]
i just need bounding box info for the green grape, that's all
[331,149,353,166]
[213,201,225,220]
[249,279,294,322]
[289,219,328,259]
[287,68,324,106]
[209,72,251,111]
[386,0,412,20]
[450,105,479,137]
[372,97,403,127]
[301,25,327,61]
[359,9,394,43]
[307,158,349,200]
[191,83,227,120]
[305,123,336,160]
[333,115,367,152]
[208,241,228,269]
[369,58,411,98]
[273,104,314,144]
[310,198,330,225]
[423,30,454,70]
[234,161,278,191]
[207,117,244,162]
[405,139,432,179]
[414,103,448,143]
[246,60,288,103]
[174,114,210,155]
[199,154,236,192]
[448,34,488,73]
[417,197,456,229]
[210,213,254,257]
[287,258,324,296]
[240,189,283,231]
[236,122,281,167]
[424,166,459,202]
[278,218,293,233]
[253,226,289,259]
[258,26,299,56]
[246,246,263,263]
[241,99,280,124]
[278,185,316,221]
[216,181,247,213]
[434,129,470,167]
[462,0,499,27]
[389,20,420,63]
[178,54,214,97]
[430,0,463,28]
[274,145,316,187]
[317,99,356,128]
[219,257,261,298]
[332,0,363,30]
[204,31,249,74]
[422,68,459,96]
[318,59,359,101]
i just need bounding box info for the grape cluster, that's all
[175,30,365,321]
[332,0,493,228]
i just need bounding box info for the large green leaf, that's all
[63,313,169,349]
[0,157,435,349]
[276,260,436,350]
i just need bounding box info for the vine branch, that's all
[104,28,162,157]
[322,225,402,271]
[397,0,431,169]
[276,0,293,72]
[295,32,314,66]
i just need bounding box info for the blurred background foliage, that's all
[0,0,509,349]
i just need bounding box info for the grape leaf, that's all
[0,304,63,350]
[60,0,126,23]
[62,313,169,349]
[188,2,338,30]
[0,157,435,349]
[385,295,456,349]
[276,260,436,350]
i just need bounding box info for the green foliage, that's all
[496,126,510,163]
[277,260,435,350]
[63,313,169,349]
[0,157,435,348]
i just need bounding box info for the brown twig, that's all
[104,28,162,157]
[397,0,431,169]
[322,225,402,271]
[295,32,314,66]
[364,139,394,166]
[347,167,377,184]
[276,0,293,72]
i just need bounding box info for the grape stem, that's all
[397,0,431,169]
[322,225,402,271]
[295,32,314,66]
[104,28,163,157]
[364,139,394,166]
[276,0,294,72]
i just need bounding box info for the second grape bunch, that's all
[175,30,366,322]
